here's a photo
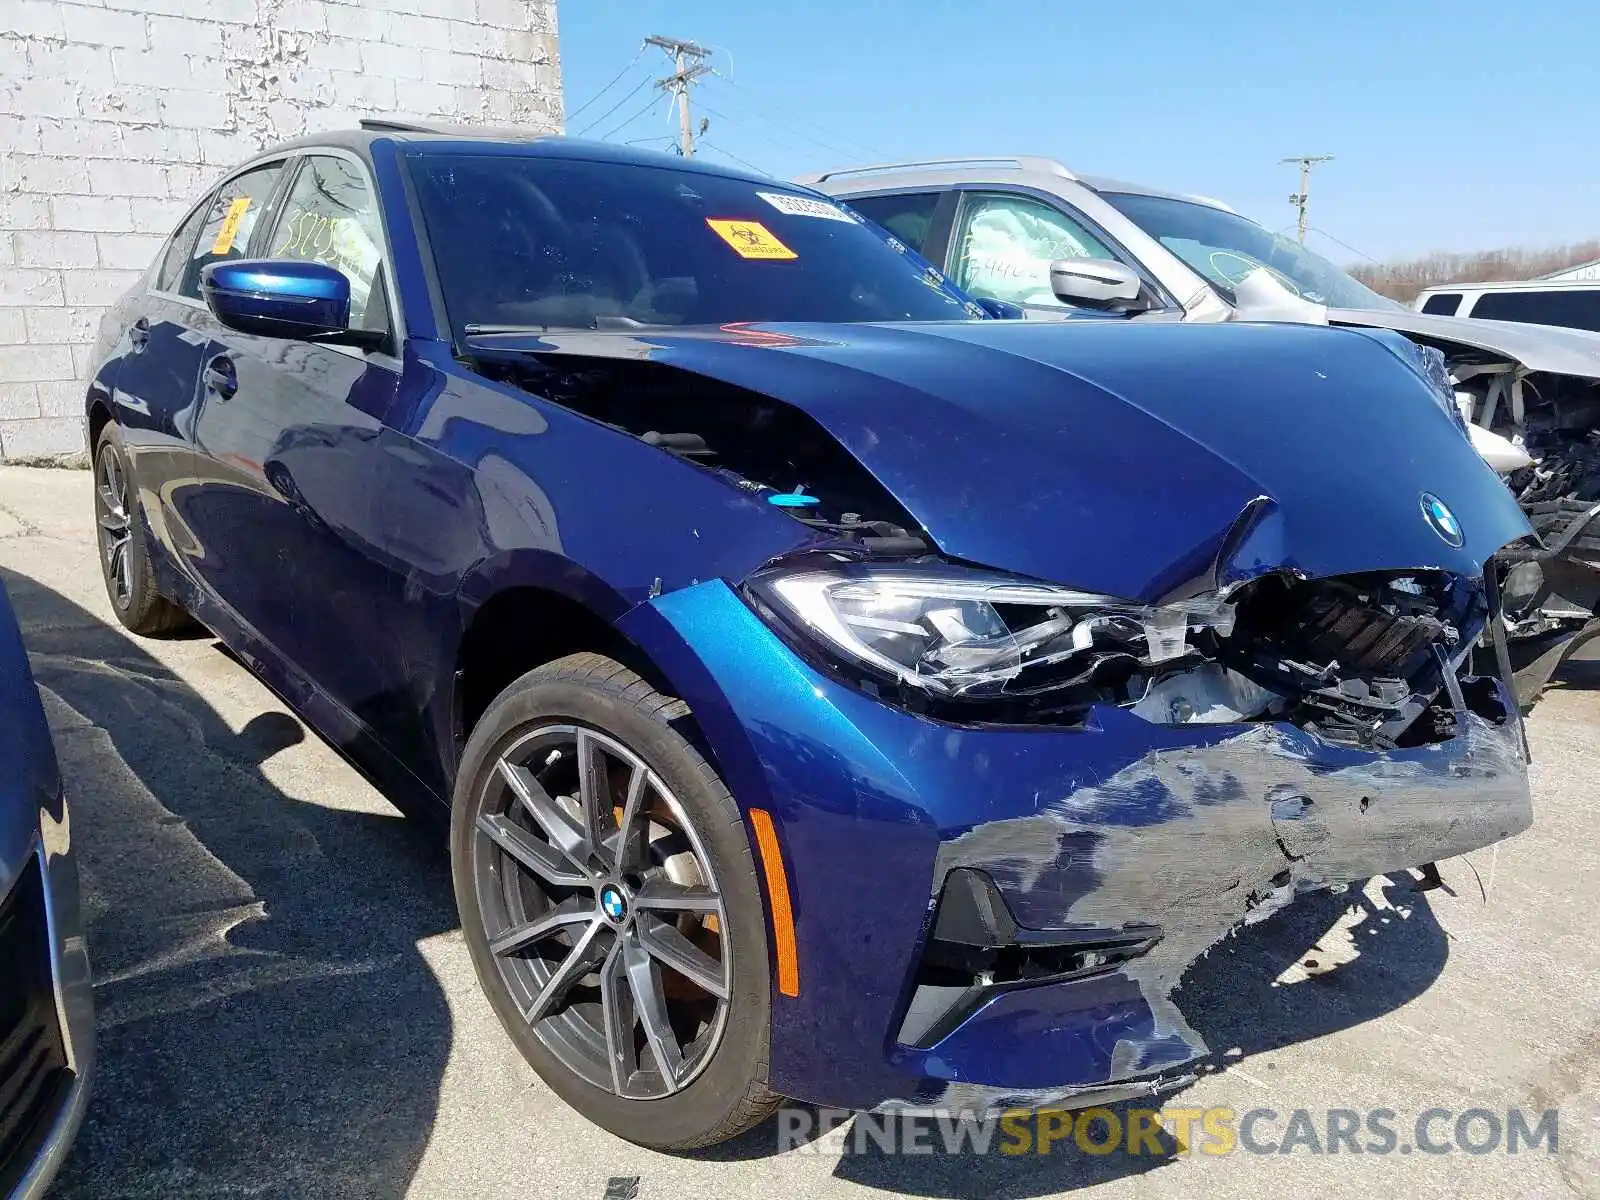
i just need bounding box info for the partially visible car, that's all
[1416,278,1600,333]
[808,156,1600,702]
[0,581,93,1200]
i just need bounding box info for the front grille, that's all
[0,855,70,1181]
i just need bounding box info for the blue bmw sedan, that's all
[0,581,93,1197]
[83,122,1533,1148]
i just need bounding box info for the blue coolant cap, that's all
[767,489,822,509]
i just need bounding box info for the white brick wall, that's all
[0,0,561,461]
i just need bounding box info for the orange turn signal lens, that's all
[748,807,799,997]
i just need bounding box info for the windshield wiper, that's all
[463,316,677,336]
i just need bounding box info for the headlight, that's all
[747,563,1235,702]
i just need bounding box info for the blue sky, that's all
[557,0,1597,265]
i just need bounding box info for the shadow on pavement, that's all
[1550,658,1600,693]
[3,566,458,1199]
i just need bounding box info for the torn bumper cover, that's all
[621,580,1531,1115]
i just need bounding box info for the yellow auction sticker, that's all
[705,218,797,260]
[210,197,252,255]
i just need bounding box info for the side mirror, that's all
[1048,258,1144,309]
[200,259,384,349]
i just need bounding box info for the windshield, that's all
[408,153,984,334]
[1102,191,1400,311]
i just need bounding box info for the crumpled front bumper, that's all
[619,580,1533,1113]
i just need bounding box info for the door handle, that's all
[129,317,150,352]
[202,355,238,400]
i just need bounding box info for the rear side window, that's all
[1469,289,1600,333]
[845,192,942,254]
[267,155,388,329]
[155,202,208,293]
[1420,292,1462,315]
[950,192,1119,308]
[177,162,285,299]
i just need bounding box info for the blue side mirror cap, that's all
[200,259,383,349]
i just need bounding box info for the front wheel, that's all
[451,653,781,1148]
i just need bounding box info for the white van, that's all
[1414,278,1600,333]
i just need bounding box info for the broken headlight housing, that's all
[747,562,1236,708]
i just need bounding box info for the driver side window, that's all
[951,193,1118,308]
[269,155,388,330]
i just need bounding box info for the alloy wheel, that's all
[471,724,731,1099]
[95,445,133,607]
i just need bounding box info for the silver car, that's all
[808,156,1600,702]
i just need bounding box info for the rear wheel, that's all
[451,653,780,1148]
[93,425,193,636]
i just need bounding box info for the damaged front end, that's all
[798,565,1529,1113]
[748,558,1498,755]
[629,559,1530,1115]
[745,559,1528,1099]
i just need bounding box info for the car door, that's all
[944,190,1152,317]
[183,151,410,740]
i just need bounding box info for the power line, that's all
[700,139,768,176]
[700,100,855,175]
[575,74,653,137]
[1309,226,1381,264]
[707,72,881,161]
[599,95,669,142]
[1281,154,1334,243]
[646,35,712,157]
[565,46,647,124]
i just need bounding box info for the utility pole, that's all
[645,35,711,157]
[1281,154,1334,243]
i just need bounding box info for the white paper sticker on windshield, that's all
[758,191,856,223]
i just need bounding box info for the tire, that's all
[451,652,781,1149]
[92,424,194,637]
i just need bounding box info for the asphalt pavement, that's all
[1,465,1595,1200]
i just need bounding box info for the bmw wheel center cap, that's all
[1420,492,1464,548]
[600,885,628,922]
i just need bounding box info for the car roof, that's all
[253,119,778,187]
[801,156,1235,212]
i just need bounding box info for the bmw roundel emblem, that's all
[1420,492,1463,548]
[600,886,628,921]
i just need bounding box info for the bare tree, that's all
[1349,241,1600,303]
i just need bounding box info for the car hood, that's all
[478,320,1532,603]
[1328,307,1600,379]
